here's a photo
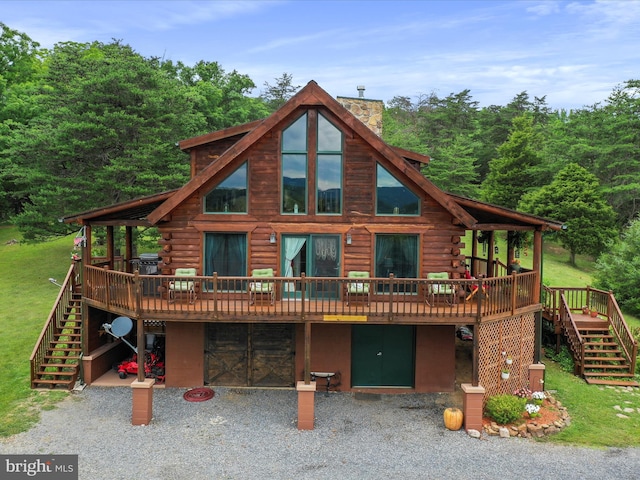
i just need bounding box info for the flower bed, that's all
[483,392,571,438]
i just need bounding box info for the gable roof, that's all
[146,81,476,227]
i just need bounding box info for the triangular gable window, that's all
[204,162,247,213]
[376,164,420,215]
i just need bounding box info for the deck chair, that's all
[346,271,370,305]
[249,268,275,305]
[168,268,197,304]
[426,272,456,305]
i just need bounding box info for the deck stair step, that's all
[570,320,639,388]
[32,294,84,390]
[584,378,640,387]
[32,378,74,388]
[584,364,629,370]
[584,372,637,378]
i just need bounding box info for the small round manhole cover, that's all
[183,387,215,402]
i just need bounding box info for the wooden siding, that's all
[158,112,466,278]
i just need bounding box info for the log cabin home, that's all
[35,81,637,430]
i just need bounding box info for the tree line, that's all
[1,24,638,313]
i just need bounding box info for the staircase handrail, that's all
[607,291,638,374]
[30,263,77,384]
[559,293,585,377]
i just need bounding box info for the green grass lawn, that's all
[1,225,638,446]
[0,226,73,436]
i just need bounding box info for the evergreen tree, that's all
[519,163,618,265]
[5,40,206,240]
[260,73,300,113]
[593,217,640,315]
[481,114,546,209]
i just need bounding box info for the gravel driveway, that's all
[2,386,639,479]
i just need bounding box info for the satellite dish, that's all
[111,316,133,337]
[102,316,137,353]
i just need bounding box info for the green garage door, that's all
[351,325,415,387]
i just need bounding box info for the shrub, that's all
[485,394,526,424]
[546,345,575,373]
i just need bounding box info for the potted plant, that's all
[590,308,598,318]
[525,403,541,418]
[531,391,545,405]
[501,369,510,380]
[582,305,589,314]
[505,355,513,365]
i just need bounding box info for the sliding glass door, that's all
[282,234,340,299]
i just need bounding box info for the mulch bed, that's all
[482,396,570,438]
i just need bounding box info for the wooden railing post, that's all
[133,270,141,314]
[300,273,306,322]
[212,272,218,319]
[511,273,517,315]
[388,274,395,322]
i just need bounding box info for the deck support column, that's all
[297,321,315,430]
[528,363,545,393]
[461,383,485,432]
[131,378,155,425]
[296,381,316,430]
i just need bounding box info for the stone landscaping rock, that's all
[467,429,481,439]
[499,427,510,438]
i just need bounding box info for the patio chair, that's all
[249,268,275,305]
[426,272,456,305]
[168,268,197,304]
[345,271,370,305]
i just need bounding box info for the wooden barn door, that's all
[250,324,295,387]
[205,324,248,386]
[205,323,294,387]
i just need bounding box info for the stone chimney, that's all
[336,85,383,136]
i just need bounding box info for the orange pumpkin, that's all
[444,407,464,431]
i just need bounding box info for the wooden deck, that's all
[83,266,541,324]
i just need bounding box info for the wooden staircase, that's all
[31,293,83,390]
[579,322,639,387]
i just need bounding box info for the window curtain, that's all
[284,237,306,278]
[375,235,395,277]
[204,233,246,276]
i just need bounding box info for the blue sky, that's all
[3,0,639,110]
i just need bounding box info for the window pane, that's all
[375,234,418,278]
[317,154,341,214]
[317,113,342,152]
[204,163,247,213]
[282,113,307,152]
[375,234,418,293]
[282,153,307,213]
[376,164,420,215]
[204,233,247,276]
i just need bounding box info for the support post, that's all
[304,321,311,384]
[106,225,115,270]
[131,378,155,425]
[296,381,316,430]
[461,383,485,432]
[529,363,546,393]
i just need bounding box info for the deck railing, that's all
[558,293,585,376]
[544,285,637,373]
[30,263,79,385]
[82,266,539,322]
